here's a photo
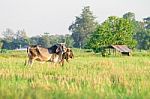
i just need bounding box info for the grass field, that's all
[0,49,150,99]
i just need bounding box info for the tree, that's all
[16,29,28,40]
[134,30,150,50]
[29,34,66,48]
[123,12,135,20]
[65,34,74,48]
[123,13,150,50]
[88,16,137,53]
[1,28,15,49]
[134,17,150,50]
[2,28,15,41]
[143,17,150,29]
[0,40,3,49]
[69,6,98,48]
[123,12,139,32]
[39,33,51,47]
[14,29,29,48]
[1,29,29,49]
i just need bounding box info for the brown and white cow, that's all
[26,43,66,66]
[26,43,73,66]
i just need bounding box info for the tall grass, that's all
[0,49,150,99]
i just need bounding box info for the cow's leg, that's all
[59,59,64,67]
[27,58,34,67]
[62,62,64,67]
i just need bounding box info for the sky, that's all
[0,0,150,37]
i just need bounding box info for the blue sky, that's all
[0,0,149,37]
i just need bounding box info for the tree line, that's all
[69,6,150,52]
[0,29,74,50]
[0,6,150,52]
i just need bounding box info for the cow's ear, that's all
[66,48,69,52]
[70,49,72,52]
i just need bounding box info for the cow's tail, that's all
[27,46,30,54]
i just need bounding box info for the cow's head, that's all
[62,48,74,62]
[56,43,67,54]
[66,48,74,58]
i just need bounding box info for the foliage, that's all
[0,49,8,53]
[88,16,137,53]
[144,17,150,29]
[38,34,52,48]
[1,29,29,49]
[69,6,98,48]
[1,11,149,51]
[2,28,15,41]
[0,40,3,49]
[123,12,135,21]
[29,34,73,48]
[123,12,150,50]
[1,28,74,49]
[134,29,150,50]
[65,34,74,48]
[133,16,150,50]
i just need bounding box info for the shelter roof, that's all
[110,45,131,52]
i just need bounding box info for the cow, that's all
[26,43,67,66]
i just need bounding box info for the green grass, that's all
[0,49,150,99]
